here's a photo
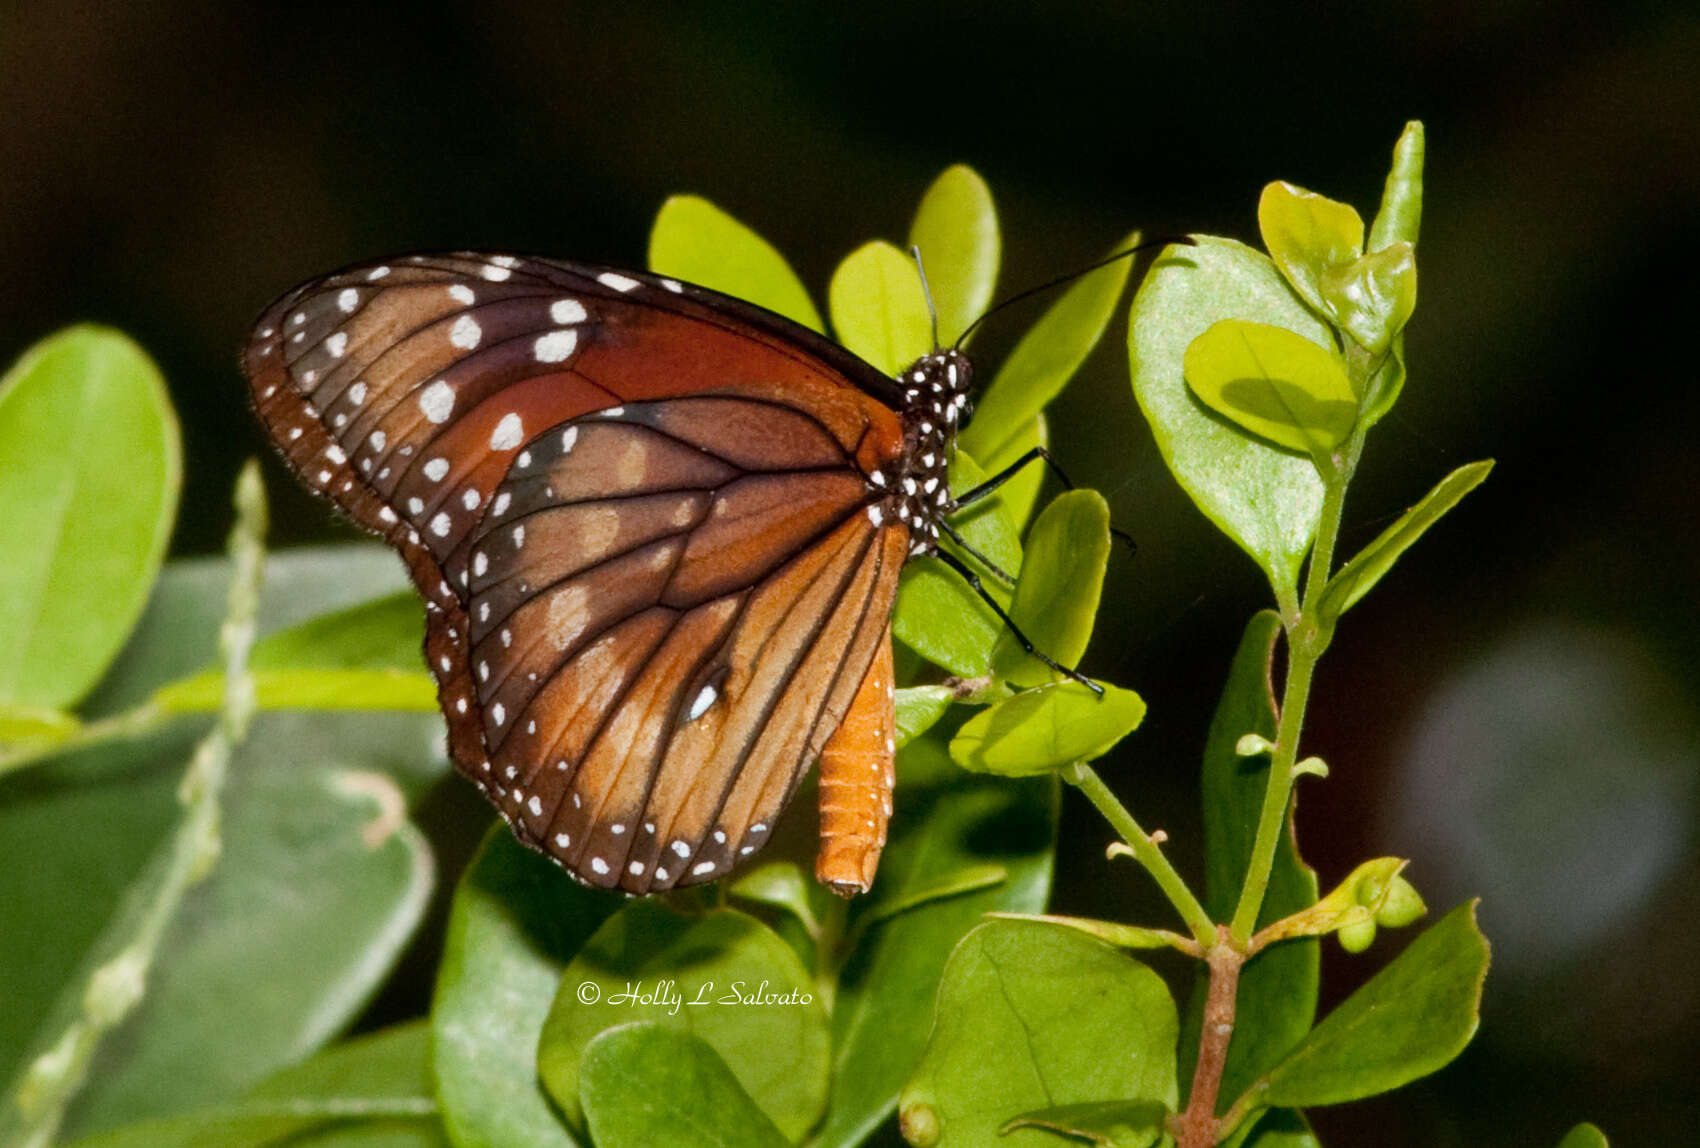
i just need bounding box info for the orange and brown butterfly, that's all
[242,251,1019,897]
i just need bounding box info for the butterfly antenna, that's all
[911,245,942,352]
[954,233,1196,351]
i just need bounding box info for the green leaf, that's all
[976,412,1048,532]
[539,904,828,1142]
[1183,612,1318,1103]
[1223,1108,1319,1148]
[908,165,999,346]
[1256,902,1490,1108]
[892,452,1022,678]
[153,667,436,715]
[433,829,620,1148]
[829,240,933,376]
[987,913,1185,952]
[649,195,825,332]
[728,860,821,937]
[579,1024,789,1148]
[1359,331,1408,430]
[991,490,1111,688]
[894,686,955,748]
[897,920,1177,1148]
[809,760,1057,1148]
[0,326,181,710]
[1183,320,1357,460]
[960,232,1139,468]
[1321,242,1418,356]
[0,702,80,755]
[1257,182,1364,316]
[0,548,435,1092]
[1367,121,1426,252]
[60,1023,442,1148]
[1555,1123,1609,1148]
[46,753,433,1139]
[1002,1100,1167,1148]
[950,681,1144,776]
[1318,460,1493,621]
[1128,237,1328,603]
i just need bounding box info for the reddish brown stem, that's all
[1172,928,1244,1148]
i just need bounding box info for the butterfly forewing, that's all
[244,252,912,892]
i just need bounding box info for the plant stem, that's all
[0,465,268,1148]
[1172,934,1243,1148]
[0,704,170,779]
[1229,437,1360,946]
[1065,762,1216,947]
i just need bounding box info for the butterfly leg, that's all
[952,447,1137,553]
[937,519,1017,585]
[816,634,896,897]
[931,549,1105,697]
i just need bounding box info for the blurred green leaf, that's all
[433,829,620,1148]
[950,681,1144,776]
[50,760,433,1139]
[1183,611,1318,1103]
[1258,182,1364,317]
[892,452,1022,678]
[1222,1108,1319,1148]
[539,904,829,1141]
[1184,320,1357,460]
[728,860,820,937]
[961,232,1138,468]
[1256,902,1489,1108]
[0,326,180,710]
[580,1024,790,1148]
[0,702,80,755]
[1002,1100,1167,1148]
[1367,121,1426,252]
[829,239,933,376]
[897,920,1177,1148]
[991,490,1110,688]
[894,686,954,748]
[60,1023,442,1148]
[1555,1123,1609,1148]
[1318,460,1493,621]
[908,165,999,346]
[809,753,1057,1148]
[649,195,825,332]
[153,667,436,714]
[1128,237,1329,602]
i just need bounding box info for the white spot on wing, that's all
[337,288,359,312]
[423,457,450,481]
[490,413,524,450]
[450,314,482,349]
[597,271,640,292]
[430,512,451,537]
[419,381,455,424]
[448,284,476,304]
[325,332,348,358]
[550,298,587,324]
[687,684,718,720]
[534,329,577,363]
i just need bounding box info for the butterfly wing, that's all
[243,253,910,891]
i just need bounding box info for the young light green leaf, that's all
[1318,460,1494,620]
[538,904,829,1142]
[1254,902,1489,1108]
[1555,1123,1609,1148]
[991,490,1111,688]
[960,232,1139,467]
[950,681,1144,776]
[897,920,1177,1148]
[892,452,1022,678]
[1223,1108,1320,1148]
[908,165,1000,346]
[58,1023,441,1148]
[1128,237,1328,604]
[895,685,955,748]
[579,1024,790,1148]
[649,195,824,332]
[1368,121,1426,252]
[810,762,1057,1148]
[433,830,620,1148]
[1359,332,1408,429]
[1257,183,1364,316]
[828,240,933,376]
[1183,320,1357,461]
[1321,242,1418,355]
[152,667,436,715]
[1182,611,1317,1103]
[975,413,1048,532]
[1001,1100,1167,1148]
[0,327,181,710]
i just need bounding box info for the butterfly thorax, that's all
[870,348,973,558]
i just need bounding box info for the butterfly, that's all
[242,252,1085,897]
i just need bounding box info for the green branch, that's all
[1,463,268,1148]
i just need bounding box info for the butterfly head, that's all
[897,347,974,431]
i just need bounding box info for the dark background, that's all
[4,4,1696,1145]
